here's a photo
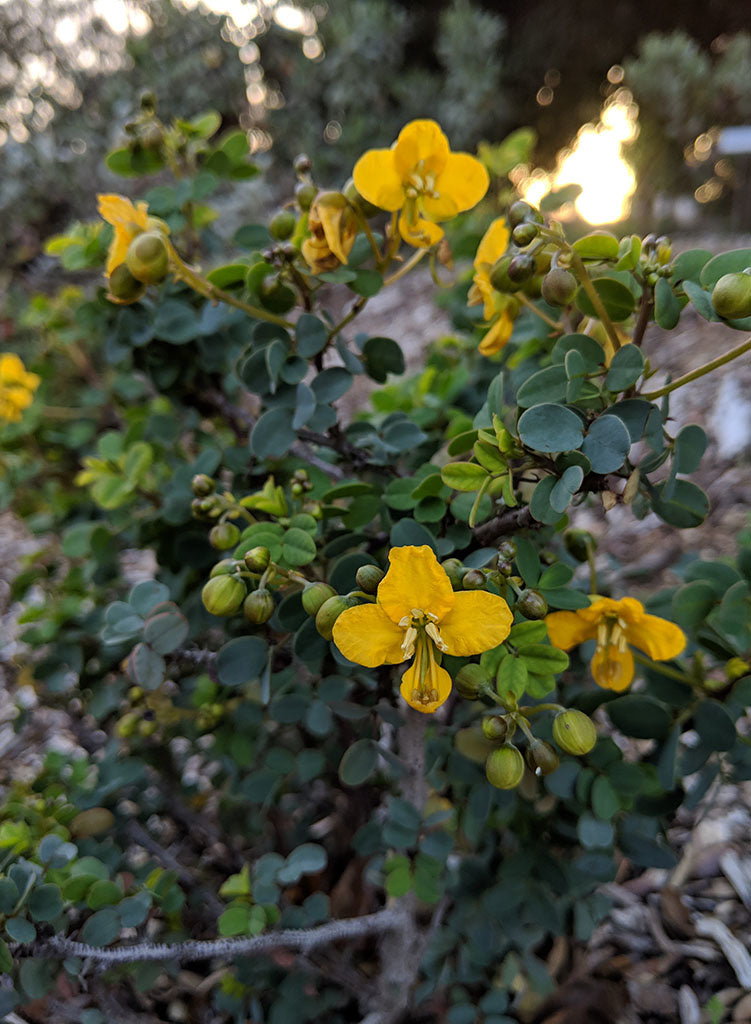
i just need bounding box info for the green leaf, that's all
[292,382,316,430]
[142,605,189,655]
[86,880,123,911]
[281,527,317,566]
[0,938,11,974]
[591,776,620,820]
[27,884,63,922]
[605,345,644,392]
[311,368,352,404]
[440,462,490,492]
[607,695,671,739]
[81,908,120,947]
[129,580,170,617]
[529,475,565,525]
[153,300,198,344]
[339,740,378,786]
[694,700,736,751]
[674,424,707,474]
[517,365,568,408]
[551,333,605,372]
[670,248,711,284]
[700,248,751,289]
[514,538,541,586]
[216,637,268,687]
[572,232,620,261]
[650,479,710,528]
[118,892,152,927]
[5,917,35,943]
[516,644,569,675]
[549,465,583,513]
[123,442,153,483]
[496,654,528,701]
[671,581,716,629]
[390,519,438,552]
[296,314,328,357]
[351,269,383,297]
[577,813,614,849]
[576,277,636,321]
[206,263,249,288]
[682,279,719,321]
[277,843,327,884]
[382,418,427,451]
[0,878,18,915]
[582,414,632,473]
[654,277,681,329]
[517,404,585,453]
[128,643,166,690]
[250,408,296,459]
[218,904,252,937]
[361,337,405,383]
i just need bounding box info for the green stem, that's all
[516,293,563,332]
[586,539,597,595]
[354,207,383,268]
[326,296,367,342]
[640,336,751,400]
[520,702,565,717]
[568,251,622,353]
[632,651,694,685]
[383,247,427,287]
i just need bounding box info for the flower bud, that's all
[294,153,312,176]
[291,481,304,496]
[343,177,380,218]
[656,237,672,264]
[497,539,517,561]
[454,663,488,699]
[108,264,146,304]
[552,709,597,755]
[516,589,548,619]
[496,559,513,577]
[128,686,144,702]
[485,744,525,789]
[725,657,749,683]
[192,473,215,497]
[295,182,317,211]
[525,738,560,775]
[462,569,487,590]
[117,711,140,738]
[202,575,246,616]
[269,209,296,240]
[243,588,275,624]
[508,200,543,228]
[541,268,577,307]
[126,231,169,284]
[441,558,465,589]
[711,272,751,319]
[301,581,337,617]
[244,546,271,572]
[258,275,297,314]
[209,522,241,550]
[315,595,356,641]
[210,559,236,578]
[355,564,385,594]
[512,222,539,247]
[489,255,520,293]
[564,528,595,562]
[507,254,536,284]
[481,715,508,740]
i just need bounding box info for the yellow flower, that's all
[467,217,517,355]
[546,596,686,692]
[301,192,357,274]
[332,545,513,713]
[353,119,489,249]
[0,353,40,424]
[97,194,151,277]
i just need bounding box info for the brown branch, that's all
[472,505,536,545]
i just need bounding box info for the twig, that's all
[694,915,751,986]
[472,505,536,545]
[126,821,224,919]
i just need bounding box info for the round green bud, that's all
[293,468,309,482]
[564,528,595,563]
[315,595,356,641]
[482,715,508,741]
[108,264,146,304]
[342,177,380,218]
[552,709,597,755]
[462,569,487,590]
[497,539,517,561]
[450,659,485,700]
[202,575,246,617]
[243,588,275,624]
[541,267,577,307]
[496,559,514,577]
[711,272,751,319]
[244,546,271,573]
[512,222,539,247]
[441,558,466,589]
[209,522,241,550]
[128,686,144,702]
[192,473,215,497]
[295,181,318,211]
[485,744,525,789]
[454,663,488,699]
[522,274,543,298]
[138,719,158,737]
[507,254,536,284]
[258,276,297,314]
[209,559,236,578]
[525,738,560,775]
[117,711,140,738]
[355,564,385,594]
[489,255,521,293]
[269,209,296,240]
[726,657,750,683]
[126,231,169,284]
[294,153,312,176]
[291,481,304,496]
[656,237,672,264]
[301,581,337,617]
[508,200,543,228]
[517,589,549,619]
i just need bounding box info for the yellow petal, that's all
[400,653,452,713]
[434,152,489,213]
[352,149,404,211]
[625,613,687,662]
[546,610,598,650]
[332,603,406,667]
[439,591,513,656]
[591,646,634,691]
[377,545,454,625]
[474,217,510,270]
[421,192,459,222]
[393,119,450,179]
[398,210,444,248]
[317,203,356,265]
[478,310,513,355]
[3,386,33,411]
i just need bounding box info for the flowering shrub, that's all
[1,107,751,1022]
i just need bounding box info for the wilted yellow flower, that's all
[546,596,686,692]
[0,353,40,424]
[332,545,512,713]
[468,217,517,356]
[301,191,357,274]
[353,119,489,248]
[97,194,151,277]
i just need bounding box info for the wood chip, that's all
[695,915,751,987]
[721,850,751,910]
[678,985,700,1024]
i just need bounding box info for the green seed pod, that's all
[553,709,597,755]
[507,254,536,284]
[512,222,539,247]
[295,181,318,211]
[209,522,241,550]
[294,153,312,176]
[564,528,595,563]
[489,255,521,293]
[441,558,465,589]
[356,564,385,594]
[485,744,525,789]
[244,546,271,573]
[497,539,517,561]
[192,473,215,497]
[525,738,560,775]
[462,569,487,590]
[454,663,489,699]
[269,209,296,240]
[301,582,337,617]
[711,272,751,319]
[126,231,169,284]
[243,588,275,624]
[517,589,548,619]
[315,595,356,641]
[481,715,508,741]
[541,267,577,306]
[210,559,237,578]
[508,200,543,228]
[108,264,146,304]
[202,575,246,617]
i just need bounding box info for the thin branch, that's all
[21,909,399,966]
[472,505,536,545]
